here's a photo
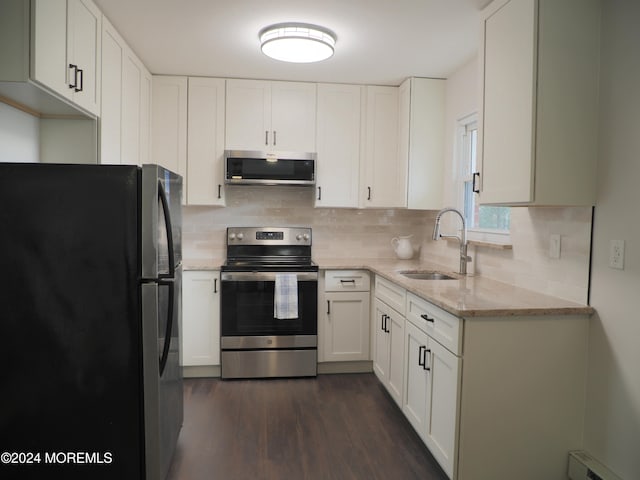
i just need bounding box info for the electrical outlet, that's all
[609,240,625,270]
[549,234,561,259]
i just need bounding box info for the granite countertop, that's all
[315,257,594,318]
[183,257,594,318]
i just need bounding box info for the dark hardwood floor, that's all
[167,373,448,480]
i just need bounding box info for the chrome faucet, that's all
[432,207,472,275]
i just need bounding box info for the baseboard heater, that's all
[568,451,623,480]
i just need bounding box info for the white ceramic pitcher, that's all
[391,235,414,259]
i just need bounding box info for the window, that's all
[457,114,510,241]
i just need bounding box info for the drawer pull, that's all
[340,279,356,284]
[421,313,435,323]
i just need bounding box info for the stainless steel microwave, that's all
[224,150,316,186]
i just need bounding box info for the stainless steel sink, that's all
[398,271,457,280]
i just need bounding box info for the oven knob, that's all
[296,234,302,241]
[237,233,244,240]
[303,234,310,241]
[229,233,236,241]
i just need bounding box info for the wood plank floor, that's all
[167,373,448,480]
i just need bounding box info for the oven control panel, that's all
[227,227,312,246]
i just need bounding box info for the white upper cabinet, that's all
[361,86,406,208]
[478,0,600,206]
[187,77,226,206]
[315,83,362,208]
[100,17,151,166]
[31,0,69,97]
[151,75,188,182]
[66,0,102,115]
[225,79,316,152]
[0,0,100,117]
[399,77,445,210]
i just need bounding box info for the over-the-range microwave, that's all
[224,150,316,186]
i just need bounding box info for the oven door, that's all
[220,271,318,338]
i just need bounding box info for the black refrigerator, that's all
[0,163,183,480]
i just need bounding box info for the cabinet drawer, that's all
[325,270,371,292]
[406,292,461,355]
[375,275,406,315]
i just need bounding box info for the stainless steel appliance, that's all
[224,150,316,185]
[0,163,182,480]
[220,227,318,379]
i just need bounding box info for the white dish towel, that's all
[274,273,298,319]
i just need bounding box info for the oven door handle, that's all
[220,271,318,282]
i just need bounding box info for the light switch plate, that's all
[549,234,561,259]
[609,239,625,270]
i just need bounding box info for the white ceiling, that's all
[94,0,487,86]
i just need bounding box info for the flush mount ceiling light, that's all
[260,23,336,63]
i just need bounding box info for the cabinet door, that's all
[67,0,101,115]
[373,299,391,383]
[373,298,404,408]
[187,77,226,206]
[362,86,405,208]
[121,50,142,165]
[224,79,271,150]
[403,320,430,438]
[31,0,69,99]
[324,291,370,362]
[270,81,316,151]
[425,339,460,479]
[386,309,405,407]
[182,270,221,366]
[99,19,123,165]
[479,0,536,204]
[315,83,361,208]
[151,76,188,184]
[139,68,152,165]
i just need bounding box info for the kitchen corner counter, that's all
[316,257,594,318]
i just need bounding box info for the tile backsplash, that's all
[183,186,592,304]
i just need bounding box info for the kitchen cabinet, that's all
[371,275,588,480]
[373,276,406,407]
[315,83,362,208]
[477,0,600,206]
[186,77,226,206]
[0,0,100,117]
[225,79,316,152]
[151,75,188,186]
[65,0,102,115]
[182,270,220,367]
[321,270,370,362]
[398,77,445,210]
[100,17,152,166]
[361,86,406,208]
[404,293,460,479]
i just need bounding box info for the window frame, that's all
[455,113,511,245]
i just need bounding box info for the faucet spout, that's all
[432,207,471,275]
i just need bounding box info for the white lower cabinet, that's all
[182,270,220,367]
[373,292,405,408]
[321,270,370,362]
[404,317,460,479]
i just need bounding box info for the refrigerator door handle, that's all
[158,280,174,377]
[158,180,175,279]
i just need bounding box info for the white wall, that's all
[0,103,39,162]
[584,2,640,478]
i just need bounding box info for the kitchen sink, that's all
[398,271,457,280]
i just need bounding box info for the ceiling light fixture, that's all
[260,23,336,63]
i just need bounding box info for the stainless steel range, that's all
[220,227,318,379]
